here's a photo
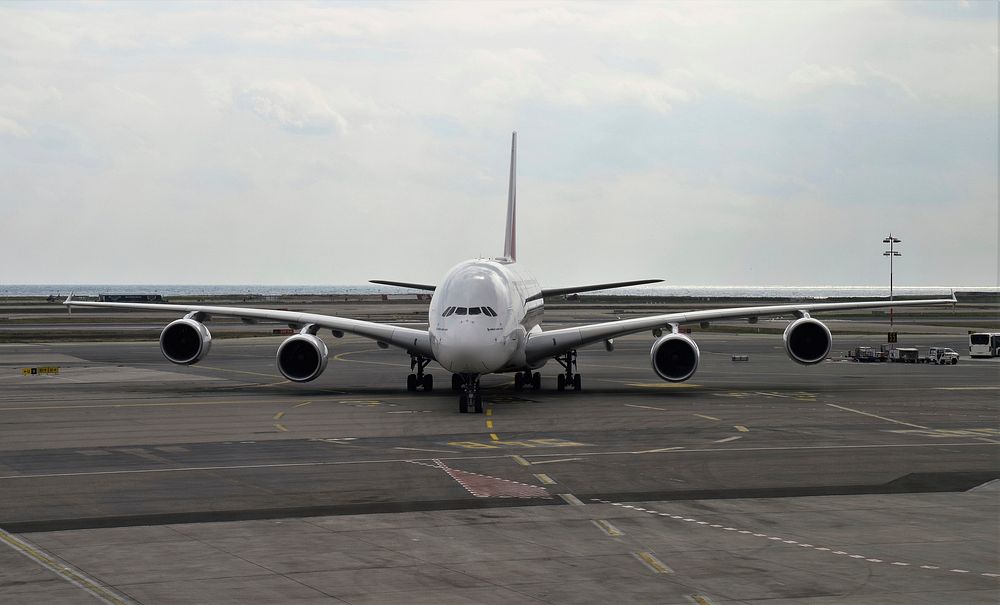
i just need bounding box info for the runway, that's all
[0,327,998,604]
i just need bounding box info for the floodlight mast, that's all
[883,234,901,330]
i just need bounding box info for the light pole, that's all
[883,234,901,331]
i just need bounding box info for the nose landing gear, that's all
[407,355,434,392]
[458,374,483,413]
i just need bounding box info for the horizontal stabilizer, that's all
[527,279,663,302]
[369,280,437,292]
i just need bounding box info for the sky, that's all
[0,1,997,288]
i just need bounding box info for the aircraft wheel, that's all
[459,393,469,413]
[531,372,541,390]
[513,372,524,391]
[422,374,433,391]
[474,394,484,413]
[573,373,582,390]
[557,374,566,391]
[407,374,417,391]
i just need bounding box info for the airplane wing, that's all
[369,280,437,292]
[524,296,956,363]
[526,279,664,302]
[63,297,433,357]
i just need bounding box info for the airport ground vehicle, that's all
[849,346,884,362]
[969,332,1000,358]
[889,348,919,363]
[927,347,960,365]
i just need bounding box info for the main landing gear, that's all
[406,355,433,392]
[513,370,541,391]
[555,349,582,391]
[457,374,483,414]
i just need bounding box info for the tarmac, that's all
[0,311,998,604]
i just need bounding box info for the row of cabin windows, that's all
[441,306,498,317]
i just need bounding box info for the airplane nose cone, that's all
[433,321,508,373]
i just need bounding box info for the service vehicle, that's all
[926,347,960,365]
[889,347,919,363]
[969,332,1000,358]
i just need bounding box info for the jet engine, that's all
[783,317,832,365]
[159,318,212,365]
[650,333,700,382]
[276,333,329,382]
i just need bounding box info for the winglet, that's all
[503,131,517,262]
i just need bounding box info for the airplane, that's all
[65,133,956,413]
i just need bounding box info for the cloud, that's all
[0,115,27,138]
[237,80,346,135]
[788,64,861,90]
[0,1,994,286]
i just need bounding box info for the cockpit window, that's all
[443,306,498,318]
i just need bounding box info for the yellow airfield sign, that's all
[21,366,60,376]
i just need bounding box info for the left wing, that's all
[369,280,436,292]
[526,279,663,302]
[63,297,433,357]
[525,296,956,363]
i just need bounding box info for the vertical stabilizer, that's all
[503,131,517,261]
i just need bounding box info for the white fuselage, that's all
[429,259,543,374]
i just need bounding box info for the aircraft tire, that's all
[557,374,566,391]
[573,373,582,390]
[423,374,433,391]
[407,374,417,391]
[531,372,541,390]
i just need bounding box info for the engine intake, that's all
[650,333,700,382]
[276,334,329,382]
[159,318,212,365]
[783,317,832,365]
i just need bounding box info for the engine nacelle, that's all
[650,333,700,382]
[276,333,329,382]
[159,318,212,365]
[783,317,832,365]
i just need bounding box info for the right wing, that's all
[525,296,956,363]
[64,297,433,357]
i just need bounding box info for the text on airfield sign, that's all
[21,367,60,376]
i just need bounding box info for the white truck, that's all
[925,347,960,365]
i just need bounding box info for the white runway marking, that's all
[594,499,1000,580]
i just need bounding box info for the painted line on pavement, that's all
[592,519,623,537]
[0,527,137,605]
[714,435,742,443]
[534,473,557,485]
[634,551,673,574]
[826,403,930,429]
